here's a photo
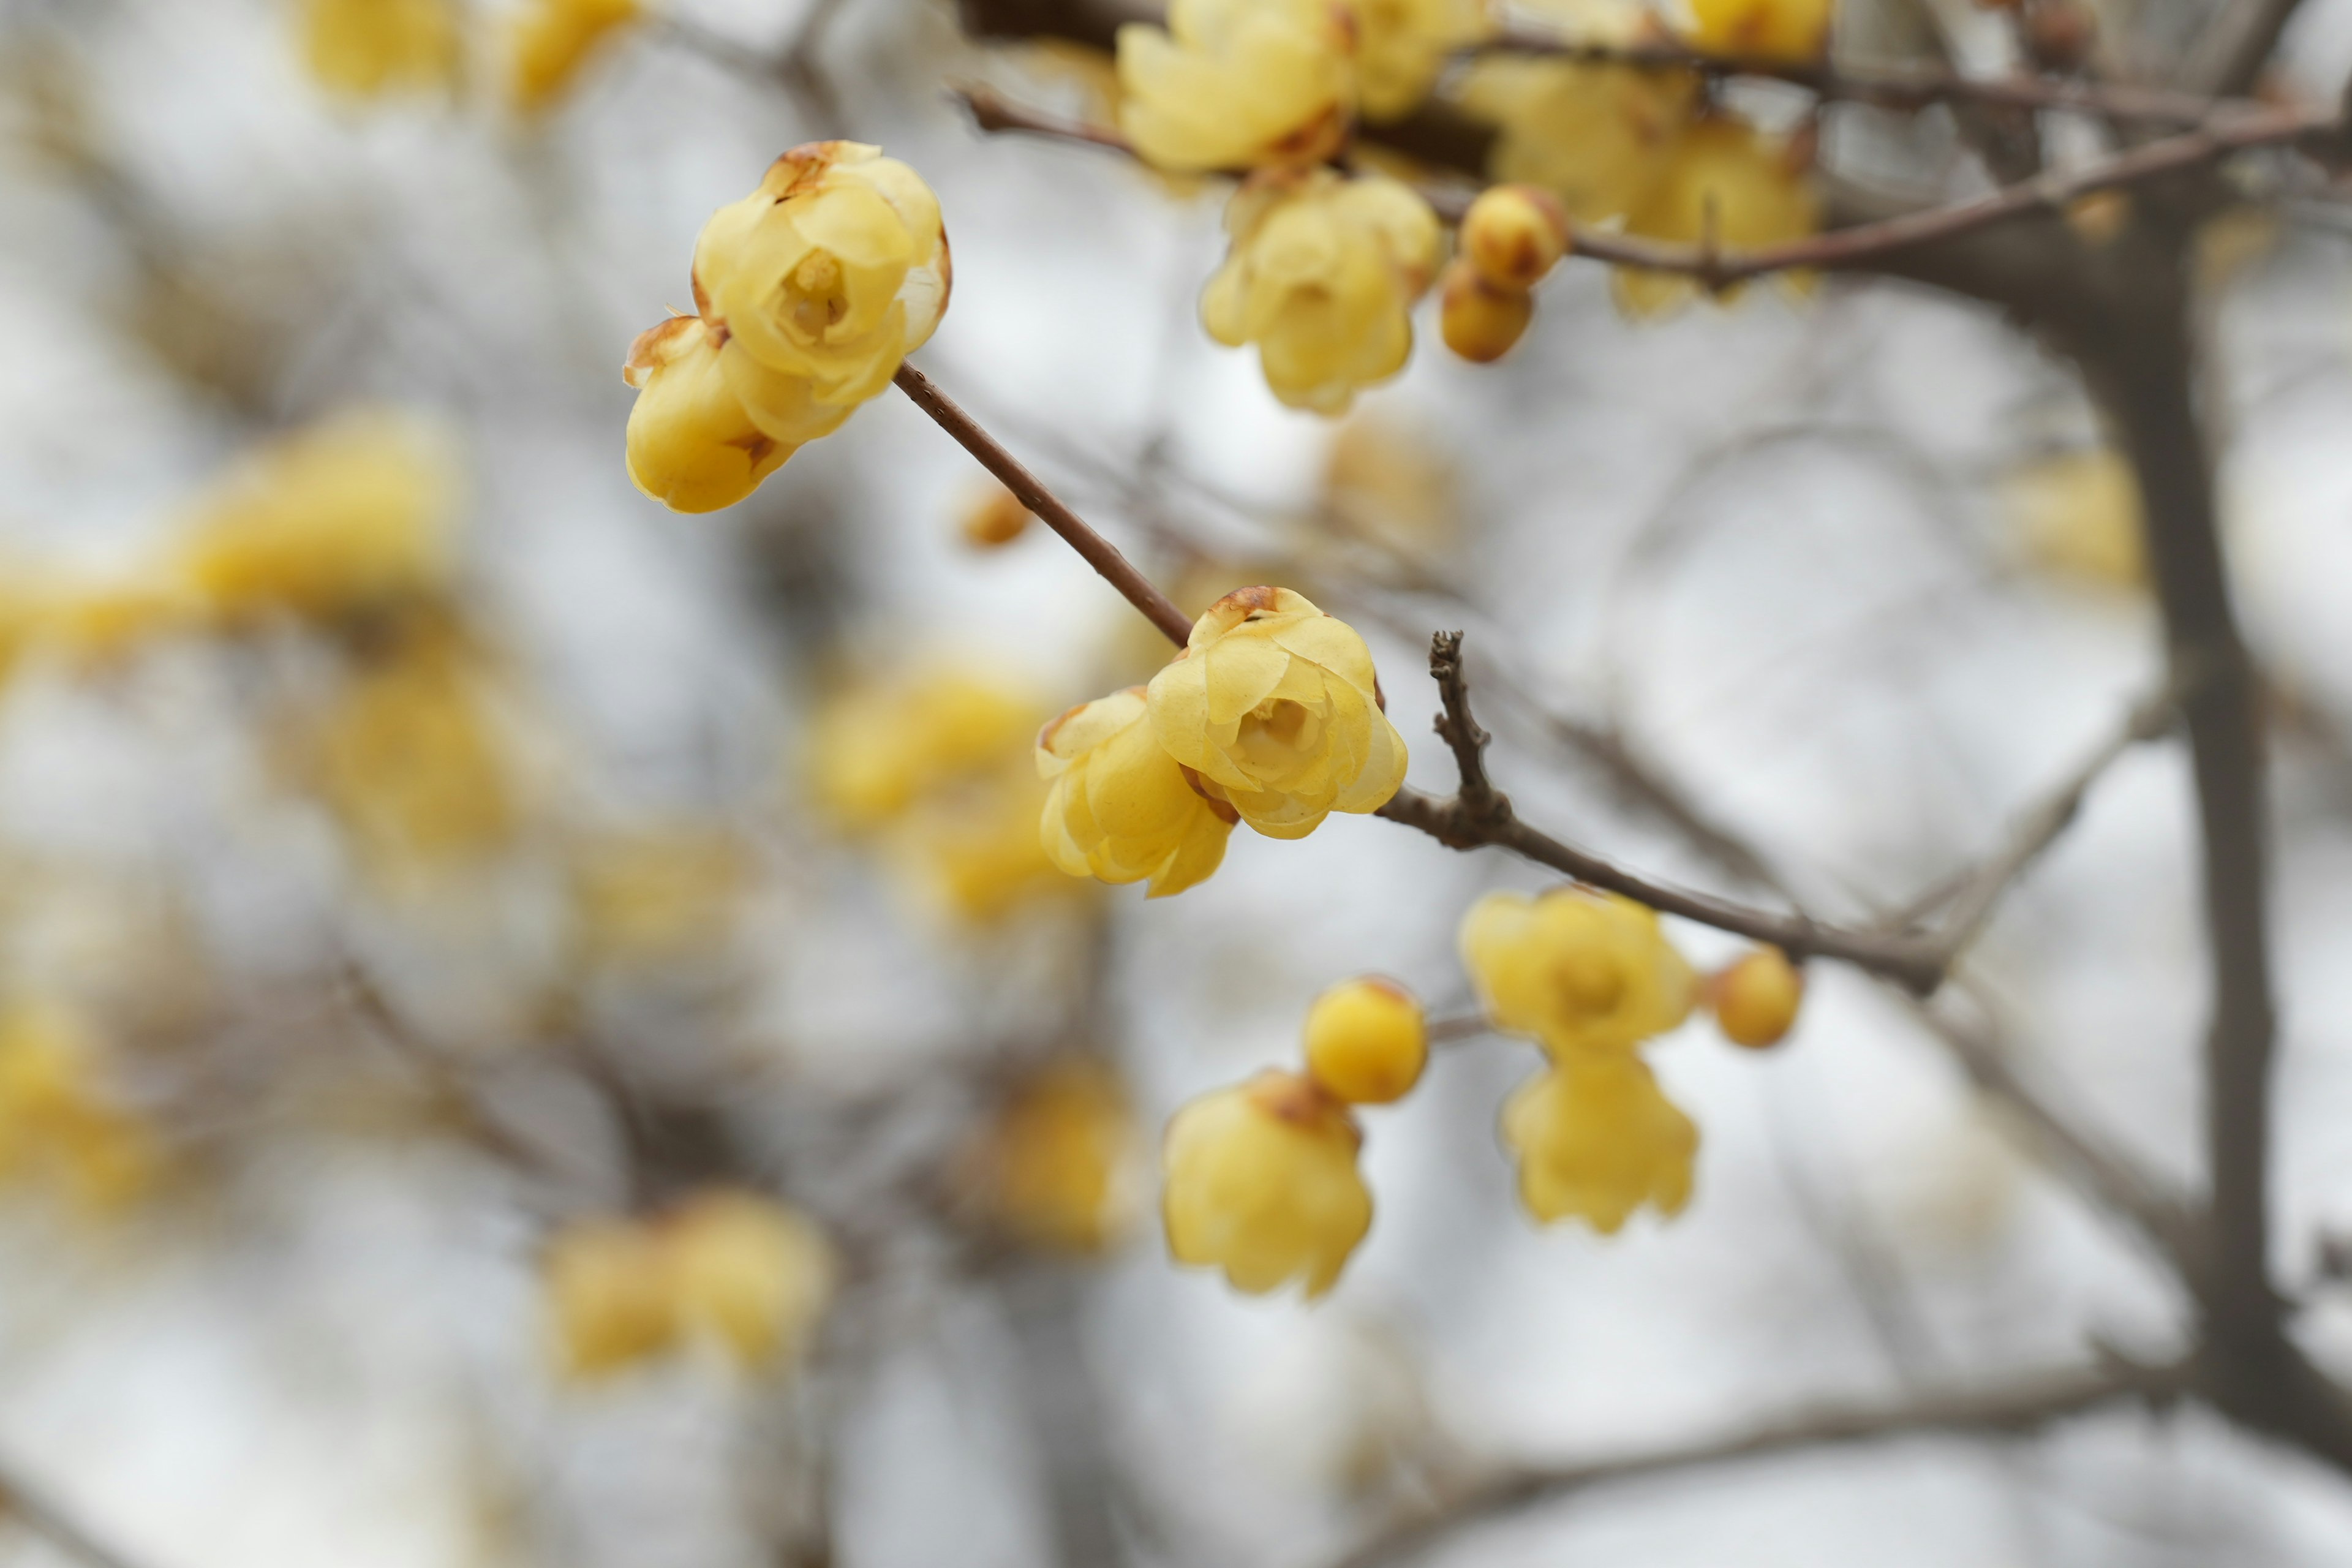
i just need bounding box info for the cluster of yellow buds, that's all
[626,144,949,513]
[295,0,649,113]
[0,1000,158,1218]
[1163,976,1425,1296]
[543,1188,835,1381]
[1039,587,1408,898]
[963,1060,1142,1254]
[1439,183,1569,364]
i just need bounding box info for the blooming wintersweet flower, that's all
[1501,1054,1697,1231]
[299,0,461,101]
[1614,115,1819,317]
[1117,0,1356,173]
[1163,1069,1373,1297]
[623,315,828,513]
[1038,686,1237,897]
[1146,587,1409,840]
[1201,170,1441,413]
[971,1060,1142,1254]
[507,0,643,115]
[1458,887,1695,1057]
[809,671,1044,831]
[1350,0,1496,121]
[1459,54,1697,224]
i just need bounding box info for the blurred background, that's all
[7,0,2352,1561]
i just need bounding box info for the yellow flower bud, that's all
[1461,184,1569,289]
[1711,946,1803,1049]
[666,1189,835,1371]
[1116,0,1355,172]
[622,315,823,514]
[543,1217,680,1379]
[1501,1054,1695,1232]
[1201,170,1441,413]
[1350,0,1496,121]
[1145,587,1409,840]
[1038,686,1236,897]
[1457,56,1697,225]
[1683,0,1834,63]
[692,143,949,417]
[1439,258,1534,363]
[1303,977,1427,1104]
[506,0,642,115]
[973,1061,1141,1254]
[1163,1069,1372,1297]
[1459,888,1695,1058]
[959,483,1033,548]
[298,0,461,101]
[1614,116,1819,317]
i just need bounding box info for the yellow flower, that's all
[1614,115,1819,317]
[1321,413,1457,551]
[692,143,950,414]
[1439,257,1534,363]
[973,1061,1141,1254]
[1163,1069,1372,1297]
[1458,56,1696,225]
[0,1001,158,1216]
[1501,1054,1696,1231]
[571,826,748,965]
[1202,170,1441,413]
[1302,976,1426,1104]
[2005,447,2145,591]
[1117,0,1355,172]
[1351,0,1495,121]
[543,1216,680,1379]
[506,0,643,115]
[1038,687,1236,897]
[808,671,1044,831]
[623,315,832,513]
[1458,887,1694,1057]
[298,0,461,100]
[179,410,456,628]
[959,482,1033,548]
[666,1189,835,1371]
[1460,184,1570,290]
[1147,586,1408,840]
[1710,946,1803,1049]
[900,764,1071,922]
[29,565,202,668]
[1683,0,1833,62]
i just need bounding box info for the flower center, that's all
[1235,697,1322,772]
[1555,949,1626,1020]
[787,252,848,338]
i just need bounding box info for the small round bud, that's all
[1461,184,1569,290]
[2022,1,2095,70]
[1439,260,1534,364]
[1712,947,1803,1049]
[1303,977,1427,1104]
[960,483,1033,549]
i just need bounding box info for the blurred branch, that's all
[0,1464,155,1568]
[1321,1361,2180,1568]
[2182,0,2310,96]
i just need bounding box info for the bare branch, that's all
[0,1464,157,1568]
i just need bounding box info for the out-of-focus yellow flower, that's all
[1147,586,1408,840]
[571,826,748,965]
[179,410,456,629]
[298,0,461,101]
[1164,1068,1371,1297]
[1711,946,1802,1048]
[1321,415,1457,551]
[1502,1054,1695,1231]
[960,483,1033,549]
[1439,258,1534,362]
[1459,887,1694,1058]
[31,565,202,668]
[1117,0,1355,172]
[666,1189,836,1371]
[901,766,1071,922]
[693,142,949,412]
[808,671,1044,831]
[0,1001,159,1217]
[1351,0,1495,121]
[1614,116,1819,317]
[1683,0,1833,62]
[623,315,818,514]
[1458,57,1695,225]
[1460,184,1569,289]
[1038,686,1236,898]
[1303,977,1426,1104]
[973,1060,1141,1254]
[2005,447,2145,591]
[506,0,643,115]
[544,1216,680,1379]
[1202,170,1441,413]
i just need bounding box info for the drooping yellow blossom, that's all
[298,0,461,101]
[1461,184,1570,290]
[1321,415,1457,551]
[506,0,643,116]
[1303,976,1426,1104]
[1501,1054,1696,1231]
[666,1189,836,1371]
[971,1060,1141,1254]
[1710,946,1803,1048]
[1350,0,1496,121]
[1458,57,1697,225]
[1202,170,1442,413]
[960,483,1033,548]
[545,1216,680,1378]
[0,1001,157,1216]
[808,671,1044,831]
[1614,116,1819,317]
[178,410,456,629]
[623,315,818,514]
[1117,0,1355,172]
[2005,447,2146,591]
[1683,0,1833,62]
[1163,1069,1372,1297]
[1458,887,1695,1058]
[1439,258,1534,362]
[1147,587,1409,840]
[570,826,748,965]
[1038,686,1236,897]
